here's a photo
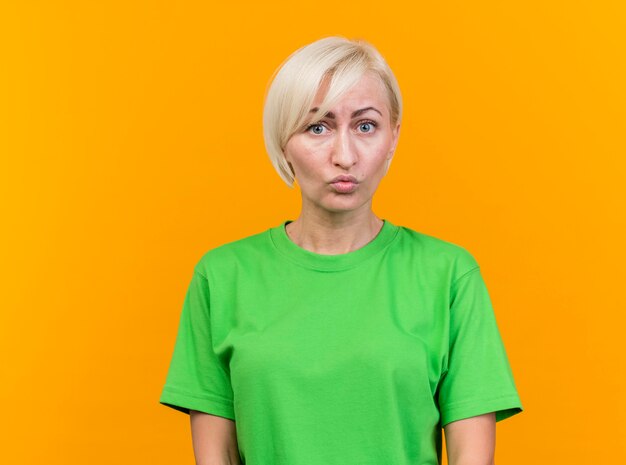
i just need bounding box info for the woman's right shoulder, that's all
[192,226,274,276]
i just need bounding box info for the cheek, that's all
[357,150,391,183]
[355,133,392,155]
[355,141,391,167]
[287,141,329,173]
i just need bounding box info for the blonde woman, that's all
[160,36,523,465]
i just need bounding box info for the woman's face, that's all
[284,72,400,216]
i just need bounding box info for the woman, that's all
[159,36,523,465]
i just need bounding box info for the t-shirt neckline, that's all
[269,218,400,271]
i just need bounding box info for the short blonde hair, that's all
[263,36,403,188]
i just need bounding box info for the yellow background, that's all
[1,1,624,464]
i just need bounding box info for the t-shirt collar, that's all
[269,218,400,271]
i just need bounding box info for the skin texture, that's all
[283,71,401,254]
[444,412,496,465]
[190,410,241,465]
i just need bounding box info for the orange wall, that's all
[1,1,624,464]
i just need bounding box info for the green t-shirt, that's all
[159,219,523,464]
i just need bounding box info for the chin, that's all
[320,196,369,213]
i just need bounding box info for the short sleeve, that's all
[159,269,235,420]
[437,266,523,427]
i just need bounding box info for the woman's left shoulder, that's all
[394,224,479,276]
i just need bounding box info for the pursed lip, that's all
[330,175,358,184]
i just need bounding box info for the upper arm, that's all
[159,269,235,420]
[190,410,241,465]
[437,264,523,427]
[443,412,496,465]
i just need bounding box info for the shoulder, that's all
[193,227,272,277]
[395,224,480,280]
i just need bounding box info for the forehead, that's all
[312,72,389,113]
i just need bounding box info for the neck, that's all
[285,209,384,255]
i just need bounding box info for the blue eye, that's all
[307,123,325,135]
[358,121,377,133]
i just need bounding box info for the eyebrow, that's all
[309,106,383,119]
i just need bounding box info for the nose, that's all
[331,127,357,169]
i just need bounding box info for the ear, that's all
[388,122,401,160]
[383,122,400,176]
